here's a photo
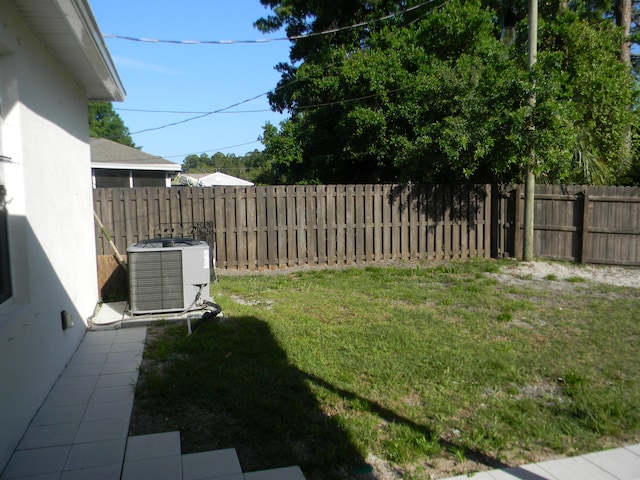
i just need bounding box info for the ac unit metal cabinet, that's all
[127,238,212,314]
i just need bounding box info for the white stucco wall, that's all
[0,2,99,469]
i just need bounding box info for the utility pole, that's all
[523,0,537,262]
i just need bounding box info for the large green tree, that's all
[256,0,639,185]
[88,102,137,148]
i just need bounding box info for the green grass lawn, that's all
[130,259,640,479]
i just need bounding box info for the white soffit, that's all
[12,0,125,101]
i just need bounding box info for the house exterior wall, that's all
[0,2,99,470]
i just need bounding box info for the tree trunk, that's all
[615,0,632,170]
[615,0,632,66]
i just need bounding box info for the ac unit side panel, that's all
[181,246,211,284]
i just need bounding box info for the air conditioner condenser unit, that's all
[127,238,213,315]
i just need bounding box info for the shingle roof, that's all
[90,138,181,171]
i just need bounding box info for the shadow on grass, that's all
[133,315,548,480]
[133,316,366,479]
[304,373,549,480]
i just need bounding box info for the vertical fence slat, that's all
[354,185,365,262]
[406,185,420,260]
[316,185,327,265]
[326,185,337,266]
[382,185,392,261]
[345,185,355,264]
[627,187,640,265]
[483,184,491,258]
[275,186,287,268]
[286,187,297,267]
[373,185,383,261]
[262,186,275,269]
[443,185,452,259]
[306,186,318,265]
[235,188,247,269]
[246,187,258,270]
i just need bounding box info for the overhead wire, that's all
[103,0,436,46]
[117,107,272,114]
[130,92,268,134]
[103,0,448,159]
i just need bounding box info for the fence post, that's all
[514,185,523,260]
[580,189,591,264]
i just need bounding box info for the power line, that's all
[116,107,271,114]
[163,141,261,159]
[130,92,268,134]
[114,1,447,145]
[102,1,435,46]
[102,34,287,45]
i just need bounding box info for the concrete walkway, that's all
[442,444,640,479]
[0,327,304,480]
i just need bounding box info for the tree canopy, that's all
[255,0,640,185]
[88,102,137,148]
[181,150,267,183]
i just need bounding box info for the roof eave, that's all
[92,162,182,172]
[13,0,125,102]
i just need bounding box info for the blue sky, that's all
[90,1,292,167]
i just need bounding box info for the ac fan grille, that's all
[129,250,184,312]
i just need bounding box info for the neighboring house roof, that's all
[177,172,254,187]
[12,0,125,101]
[90,138,181,172]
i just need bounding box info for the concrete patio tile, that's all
[60,362,104,378]
[81,331,117,345]
[74,343,112,355]
[44,387,93,407]
[59,463,121,480]
[489,463,557,479]
[74,417,130,443]
[106,350,142,364]
[110,340,145,353]
[53,375,99,391]
[95,372,138,388]
[1,445,70,478]
[17,423,79,450]
[31,405,85,426]
[115,328,147,343]
[82,400,133,421]
[583,446,640,479]
[434,472,496,480]
[626,444,640,457]
[121,455,182,480]
[125,431,181,462]
[101,359,141,375]
[63,438,126,470]
[67,351,109,365]
[536,455,617,480]
[244,466,306,480]
[89,385,135,404]
[4,474,60,480]
[182,449,242,480]
[197,475,243,480]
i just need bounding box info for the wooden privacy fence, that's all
[495,185,640,266]
[93,184,493,271]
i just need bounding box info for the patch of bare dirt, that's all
[493,261,640,288]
